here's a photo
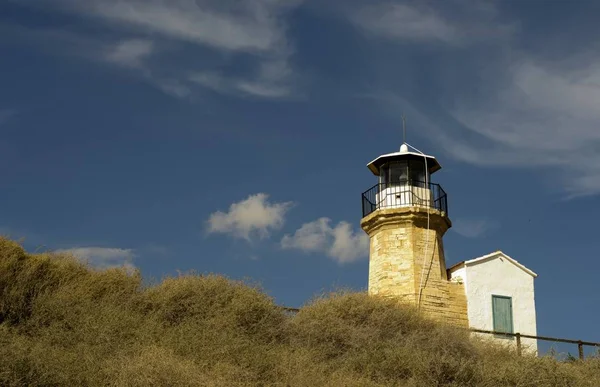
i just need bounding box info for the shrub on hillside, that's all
[290,291,481,385]
[135,274,285,337]
[0,237,599,386]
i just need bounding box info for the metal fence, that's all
[361,180,448,218]
[280,307,600,360]
[471,328,600,360]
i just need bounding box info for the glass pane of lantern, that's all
[390,161,408,184]
[381,163,392,186]
[410,160,426,186]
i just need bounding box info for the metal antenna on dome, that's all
[401,113,407,144]
[399,114,409,153]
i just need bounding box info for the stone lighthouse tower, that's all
[360,143,468,326]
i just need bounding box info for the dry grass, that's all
[0,237,598,386]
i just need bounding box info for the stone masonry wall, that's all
[362,207,468,328]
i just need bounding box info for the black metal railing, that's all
[361,180,448,218]
[279,306,600,361]
[470,329,600,360]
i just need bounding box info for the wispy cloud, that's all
[97,38,192,97]
[14,0,301,99]
[54,246,136,270]
[207,193,294,241]
[189,58,293,98]
[349,1,600,198]
[82,0,296,53]
[452,218,498,238]
[0,22,186,97]
[104,39,154,68]
[351,3,457,44]
[442,59,600,198]
[281,217,369,264]
[349,1,516,45]
[151,79,191,99]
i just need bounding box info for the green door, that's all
[492,295,513,334]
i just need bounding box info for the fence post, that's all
[578,341,584,360]
[516,333,522,356]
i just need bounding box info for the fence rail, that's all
[279,307,600,360]
[471,328,600,360]
[361,180,448,218]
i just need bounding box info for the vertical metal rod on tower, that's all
[401,114,406,144]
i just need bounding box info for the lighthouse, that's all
[360,142,469,326]
[360,141,539,351]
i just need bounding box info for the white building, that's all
[447,251,538,353]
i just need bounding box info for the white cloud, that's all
[188,52,295,98]
[189,72,226,93]
[1,23,187,98]
[237,81,290,98]
[54,247,136,271]
[105,39,154,68]
[367,70,600,198]
[68,0,298,98]
[13,0,300,99]
[350,0,600,199]
[242,58,294,97]
[72,0,294,53]
[207,193,294,241]
[190,67,292,98]
[153,79,191,99]
[351,3,458,44]
[349,1,515,45]
[442,59,600,198]
[281,217,369,264]
[103,39,192,97]
[452,218,498,238]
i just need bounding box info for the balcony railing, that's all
[361,180,448,218]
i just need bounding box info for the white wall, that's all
[451,255,538,354]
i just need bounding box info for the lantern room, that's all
[361,143,448,217]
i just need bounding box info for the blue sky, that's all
[1,0,600,355]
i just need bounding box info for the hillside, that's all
[0,237,598,386]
